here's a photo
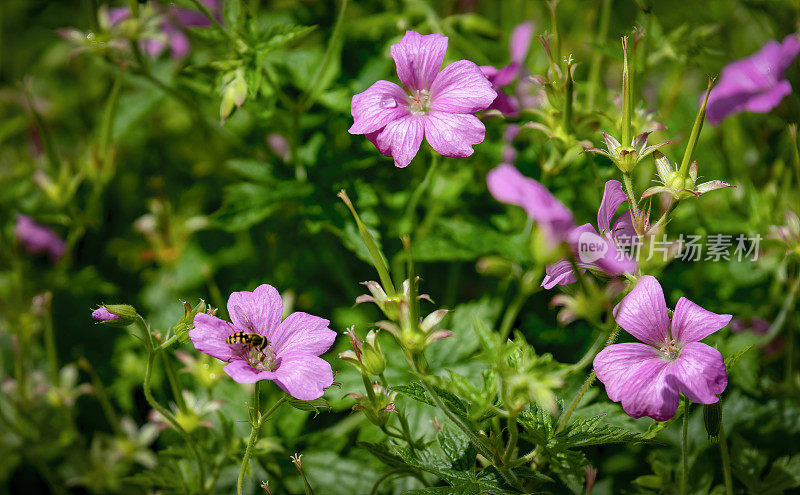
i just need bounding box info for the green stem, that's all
[566,331,607,375]
[562,67,574,135]
[678,78,714,177]
[498,287,531,341]
[79,358,122,436]
[137,316,205,493]
[162,352,187,413]
[402,152,440,235]
[299,0,347,110]
[555,325,619,434]
[620,37,631,147]
[42,296,59,384]
[681,399,690,495]
[502,414,519,464]
[587,0,612,109]
[23,84,61,170]
[719,421,734,495]
[622,173,642,235]
[237,389,287,495]
[99,65,126,176]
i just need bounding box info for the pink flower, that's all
[14,214,66,263]
[349,31,497,168]
[480,21,534,115]
[189,284,336,400]
[704,33,800,124]
[486,163,574,242]
[108,0,220,59]
[542,180,637,289]
[594,276,731,421]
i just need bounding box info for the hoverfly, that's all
[225,329,270,362]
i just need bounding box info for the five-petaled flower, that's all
[14,214,66,263]
[349,31,497,168]
[594,275,731,421]
[704,33,800,124]
[486,163,575,243]
[189,284,336,400]
[479,21,534,116]
[542,180,638,289]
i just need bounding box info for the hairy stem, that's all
[681,399,690,495]
[237,388,287,495]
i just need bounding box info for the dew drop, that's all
[379,96,397,109]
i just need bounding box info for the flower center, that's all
[659,338,681,360]
[246,344,277,371]
[407,89,432,115]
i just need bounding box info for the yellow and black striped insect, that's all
[225,331,269,360]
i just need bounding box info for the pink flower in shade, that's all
[480,22,534,116]
[542,180,638,289]
[487,163,575,243]
[14,214,66,263]
[704,33,800,124]
[594,276,731,421]
[189,284,336,400]
[107,0,220,59]
[349,31,497,168]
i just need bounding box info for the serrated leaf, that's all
[556,415,650,449]
[438,425,476,471]
[356,441,407,468]
[285,396,331,415]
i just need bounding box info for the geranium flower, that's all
[594,276,731,421]
[14,214,66,263]
[486,163,574,242]
[479,21,534,115]
[189,284,336,400]
[107,0,220,59]
[349,31,496,168]
[705,34,800,124]
[542,180,638,289]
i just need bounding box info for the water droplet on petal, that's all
[379,96,397,109]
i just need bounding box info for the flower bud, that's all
[348,382,396,427]
[219,68,248,123]
[476,256,514,277]
[703,402,722,440]
[92,304,137,327]
[361,330,386,376]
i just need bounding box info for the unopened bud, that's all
[92,304,137,327]
[476,256,514,277]
[361,330,386,376]
[220,68,248,123]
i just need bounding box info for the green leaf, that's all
[285,396,331,415]
[438,425,477,471]
[356,441,407,468]
[556,415,650,449]
[213,180,313,231]
[411,218,527,262]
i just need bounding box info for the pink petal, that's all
[375,114,425,168]
[613,275,670,346]
[594,343,679,421]
[227,284,283,337]
[597,180,628,234]
[430,60,497,113]
[541,258,578,289]
[424,111,485,158]
[695,180,732,195]
[509,22,534,65]
[167,25,191,59]
[673,342,727,404]
[223,360,276,383]
[671,297,732,345]
[272,353,334,400]
[190,313,238,362]
[390,31,448,91]
[611,211,637,241]
[271,312,337,357]
[349,80,410,135]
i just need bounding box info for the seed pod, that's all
[703,402,722,440]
